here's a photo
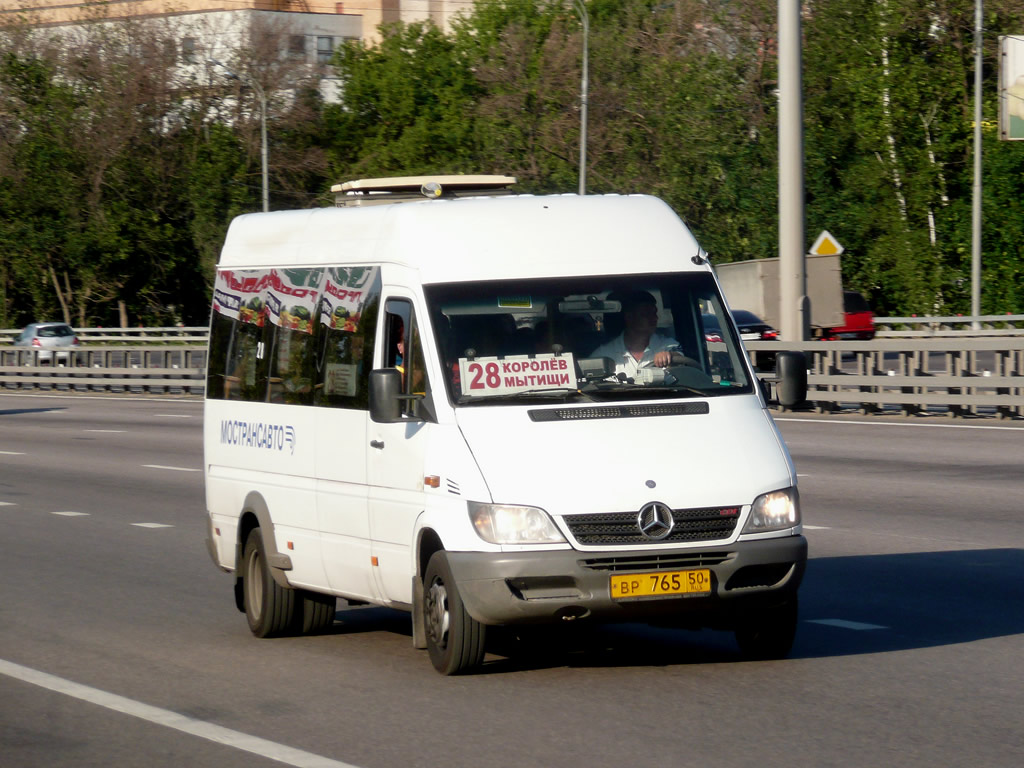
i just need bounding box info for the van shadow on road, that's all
[318,548,1024,673]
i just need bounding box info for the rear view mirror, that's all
[775,351,807,408]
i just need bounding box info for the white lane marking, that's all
[85,429,127,433]
[132,523,174,529]
[807,619,888,631]
[776,417,1024,432]
[0,393,200,404]
[0,659,359,768]
[156,414,193,418]
[0,501,16,507]
[0,450,26,455]
[142,465,201,473]
[803,525,831,530]
[52,511,90,517]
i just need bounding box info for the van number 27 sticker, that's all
[458,353,574,398]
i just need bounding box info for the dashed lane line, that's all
[0,450,26,455]
[142,465,201,472]
[84,429,127,433]
[776,417,1024,432]
[51,511,90,517]
[131,523,174,529]
[0,658,359,768]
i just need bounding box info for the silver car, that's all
[13,322,81,363]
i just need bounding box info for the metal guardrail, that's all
[0,327,209,344]
[2,338,1022,418]
[2,316,1022,343]
[0,347,207,396]
[748,338,1024,418]
[874,314,1024,337]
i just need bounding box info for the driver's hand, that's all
[653,350,674,367]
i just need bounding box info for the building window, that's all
[317,36,334,65]
[181,37,196,64]
[289,35,306,58]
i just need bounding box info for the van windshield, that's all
[424,273,753,405]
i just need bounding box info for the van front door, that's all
[367,296,432,605]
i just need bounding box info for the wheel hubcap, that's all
[426,578,450,649]
[247,548,263,616]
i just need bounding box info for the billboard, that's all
[999,35,1024,140]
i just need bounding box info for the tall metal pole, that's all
[778,0,806,341]
[254,81,269,213]
[971,0,983,327]
[574,0,589,195]
[208,60,269,213]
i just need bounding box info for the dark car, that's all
[731,309,779,342]
[703,311,778,370]
[13,322,81,363]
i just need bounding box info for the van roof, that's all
[218,193,705,284]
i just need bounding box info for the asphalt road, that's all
[1,393,1023,768]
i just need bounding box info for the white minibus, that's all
[204,176,808,674]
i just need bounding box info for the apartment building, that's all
[0,0,468,45]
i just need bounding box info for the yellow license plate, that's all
[610,569,712,599]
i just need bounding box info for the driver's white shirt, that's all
[590,332,680,381]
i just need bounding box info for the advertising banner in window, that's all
[266,268,321,334]
[319,266,379,333]
[213,269,270,326]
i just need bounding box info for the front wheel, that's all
[242,527,296,638]
[294,590,336,634]
[422,551,486,675]
[734,596,799,660]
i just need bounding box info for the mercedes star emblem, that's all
[637,502,675,540]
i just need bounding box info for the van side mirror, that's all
[369,369,403,423]
[775,351,807,408]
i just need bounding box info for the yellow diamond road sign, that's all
[810,230,844,256]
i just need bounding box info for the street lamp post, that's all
[209,60,269,213]
[573,0,589,195]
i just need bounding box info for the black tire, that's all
[422,551,486,675]
[294,590,336,634]
[242,527,296,638]
[735,596,799,660]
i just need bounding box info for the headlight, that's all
[742,488,800,533]
[468,502,566,545]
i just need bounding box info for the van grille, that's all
[563,506,740,546]
[529,402,709,422]
[580,551,733,572]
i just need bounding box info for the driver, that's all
[589,290,685,381]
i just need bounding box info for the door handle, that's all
[370,439,385,449]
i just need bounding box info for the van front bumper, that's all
[445,535,807,628]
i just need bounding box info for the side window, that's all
[314,267,381,410]
[384,297,431,417]
[266,268,321,405]
[207,269,271,401]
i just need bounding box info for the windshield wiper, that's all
[586,384,708,399]
[456,388,584,405]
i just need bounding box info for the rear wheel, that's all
[734,596,799,660]
[242,527,296,638]
[422,551,486,675]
